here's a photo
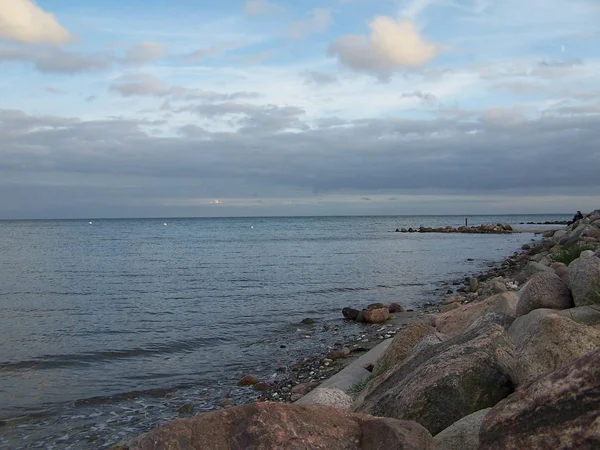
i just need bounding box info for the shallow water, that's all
[0,214,568,448]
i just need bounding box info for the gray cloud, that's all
[0,44,112,73]
[1,100,599,218]
[110,74,261,102]
[400,90,439,105]
[303,71,338,85]
[124,42,166,64]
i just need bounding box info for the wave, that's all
[0,335,233,373]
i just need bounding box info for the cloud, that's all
[303,71,338,85]
[110,74,261,102]
[493,81,547,94]
[238,50,278,65]
[124,42,166,64]
[0,44,112,73]
[2,102,599,218]
[44,86,63,94]
[400,90,439,105]
[328,17,438,80]
[399,0,438,21]
[289,8,332,39]
[245,0,281,16]
[185,42,241,62]
[0,0,73,45]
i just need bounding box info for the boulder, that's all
[342,307,360,321]
[363,308,389,324]
[376,322,436,373]
[412,332,449,355]
[465,312,514,332]
[435,292,518,337]
[295,388,354,411]
[515,272,573,317]
[556,305,600,326]
[508,313,600,386]
[291,381,322,395]
[491,280,508,294]
[469,278,479,292]
[354,324,514,436]
[568,255,600,306]
[552,229,567,244]
[120,402,434,450]
[388,302,405,313]
[367,303,387,311]
[581,249,596,258]
[551,262,569,286]
[514,262,553,284]
[433,408,490,450]
[479,350,600,450]
[441,302,460,313]
[237,375,260,386]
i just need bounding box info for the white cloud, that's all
[289,8,332,39]
[328,17,438,80]
[0,0,73,45]
[125,42,166,63]
[245,0,280,16]
[399,0,438,21]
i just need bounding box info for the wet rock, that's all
[218,399,233,408]
[388,302,405,313]
[301,318,314,325]
[514,262,553,285]
[568,255,600,306]
[376,322,436,373]
[367,303,387,311]
[469,278,479,292]
[508,313,600,386]
[515,272,573,317]
[433,408,490,450]
[363,308,389,324]
[237,375,260,386]
[327,347,350,361]
[479,350,600,450]
[176,403,194,414]
[356,310,367,323]
[291,381,321,396]
[254,383,270,392]
[435,292,518,337]
[491,280,508,294]
[119,403,435,450]
[342,307,360,321]
[354,324,515,436]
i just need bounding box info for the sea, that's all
[0,214,570,449]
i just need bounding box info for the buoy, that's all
[164,223,168,227]
[251,226,254,229]
[89,221,93,225]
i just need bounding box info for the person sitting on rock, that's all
[570,210,584,224]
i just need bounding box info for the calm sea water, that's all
[0,215,568,448]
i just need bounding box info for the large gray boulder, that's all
[552,229,567,244]
[412,332,449,356]
[433,408,490,450]
[295,388,354,411]
[567,255,600,306]
[479,350,600,450]
[375,322,436,373]
[508,313,600,386]
[515,272,573,317]
[435,292,518,337]
[514,262,553,284]
[353,324,514,436]
[466,312,514,332]
[120,402,434,450]
[556,305,600,325]
[551,262,569,286]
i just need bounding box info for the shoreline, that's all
[243,224,553,406]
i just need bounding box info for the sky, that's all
[0,0,599,218]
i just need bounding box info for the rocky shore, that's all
[114,210,600,450]
[395,223,514,234]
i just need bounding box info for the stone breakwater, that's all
[114,210,600,450]
[396,224,514,234]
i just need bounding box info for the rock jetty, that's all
[396,224,514,234]
[114,210,600,450]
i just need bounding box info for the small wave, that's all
[0,335,233,373]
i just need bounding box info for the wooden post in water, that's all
[465,218,468,227]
